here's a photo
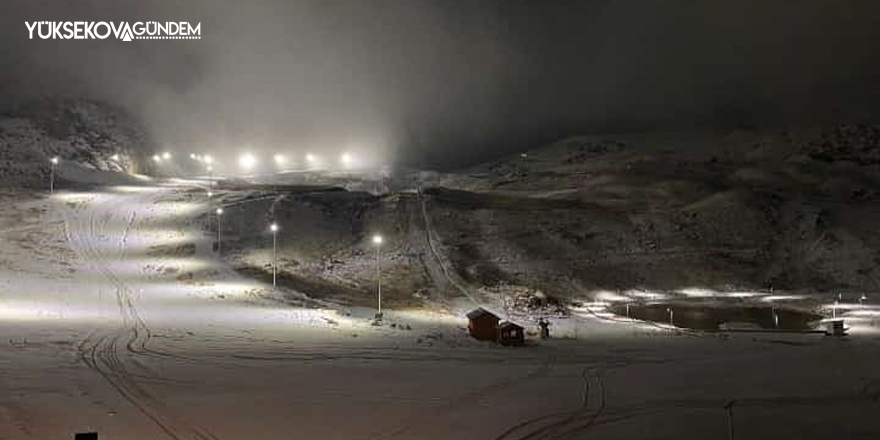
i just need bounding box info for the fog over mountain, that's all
[1,0,879,168]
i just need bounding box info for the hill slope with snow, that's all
[0,99,155,188]
[221,126,880,310]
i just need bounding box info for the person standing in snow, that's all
[538,318,551,339]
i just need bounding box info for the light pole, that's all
[216,207,224,255]
[270,222,279,288]
[861,294,868,307]
[667,307,674,326]
[724,400,737,440]
[49,157,59,193]
[372,234,383,320]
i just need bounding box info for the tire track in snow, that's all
[492,366,608,440]
[415,184,478,306]
[62,188,220,440]
[364,356,555,440]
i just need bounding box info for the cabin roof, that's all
[466,307,500,320]
[497,321,523,330]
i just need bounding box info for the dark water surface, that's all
[611,303,822,331]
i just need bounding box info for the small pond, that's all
[610,303,822,331]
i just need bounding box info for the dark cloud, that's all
[1,1,879,168]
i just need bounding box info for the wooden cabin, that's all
[496,321,525,346]
[467,308,500,341]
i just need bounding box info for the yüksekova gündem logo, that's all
[26,21,201,41]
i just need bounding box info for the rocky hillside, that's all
[428,126,880,295]
[221,125,880,309]
[0,99,155,188]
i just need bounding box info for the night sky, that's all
[1,0,879,168]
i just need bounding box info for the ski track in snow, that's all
[416,183,479,307]
[61,187,221,440]
[3,179,880,440]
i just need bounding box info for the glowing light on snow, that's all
[203,155,214,165]
[577,301,611,312]
[727,291,761,298]
[593,290,630,303]
[52,191,95,203]
[273,154,286,166]
[0,299,105,322]
[679,288,716,298]
[101,257,214,278]
[761,295,806,302]
[270,223,279,233]
[111,185,160,194]
[111,154,120,161]
[162,152,172,160]
[626,290,669,301]
[393,309,467,326]
[216,207,224,215]
[821,303,864,311]
[846,309,880,317]
[372,234,383,245]
[149,201,204,219]
[0,301,33,321]
[153,155,162,162]
[50,156,59,165]
[238,153,257,170]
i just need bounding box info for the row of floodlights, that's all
[50,154,122,165]
[153,151,357,170]
[235,152,356,170]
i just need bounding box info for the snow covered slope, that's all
[221,126,880,311]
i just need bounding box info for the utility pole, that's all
[377,242,382,315]
[216,208,224,254]
[50,157,59,193]
[270,223,279,288]
[724,400,736,440]
[372,234,383,320]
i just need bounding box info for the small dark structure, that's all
[75,433,98,440]
[827,319,847,337]
[467,308,500,341]
[496,321,525,346]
